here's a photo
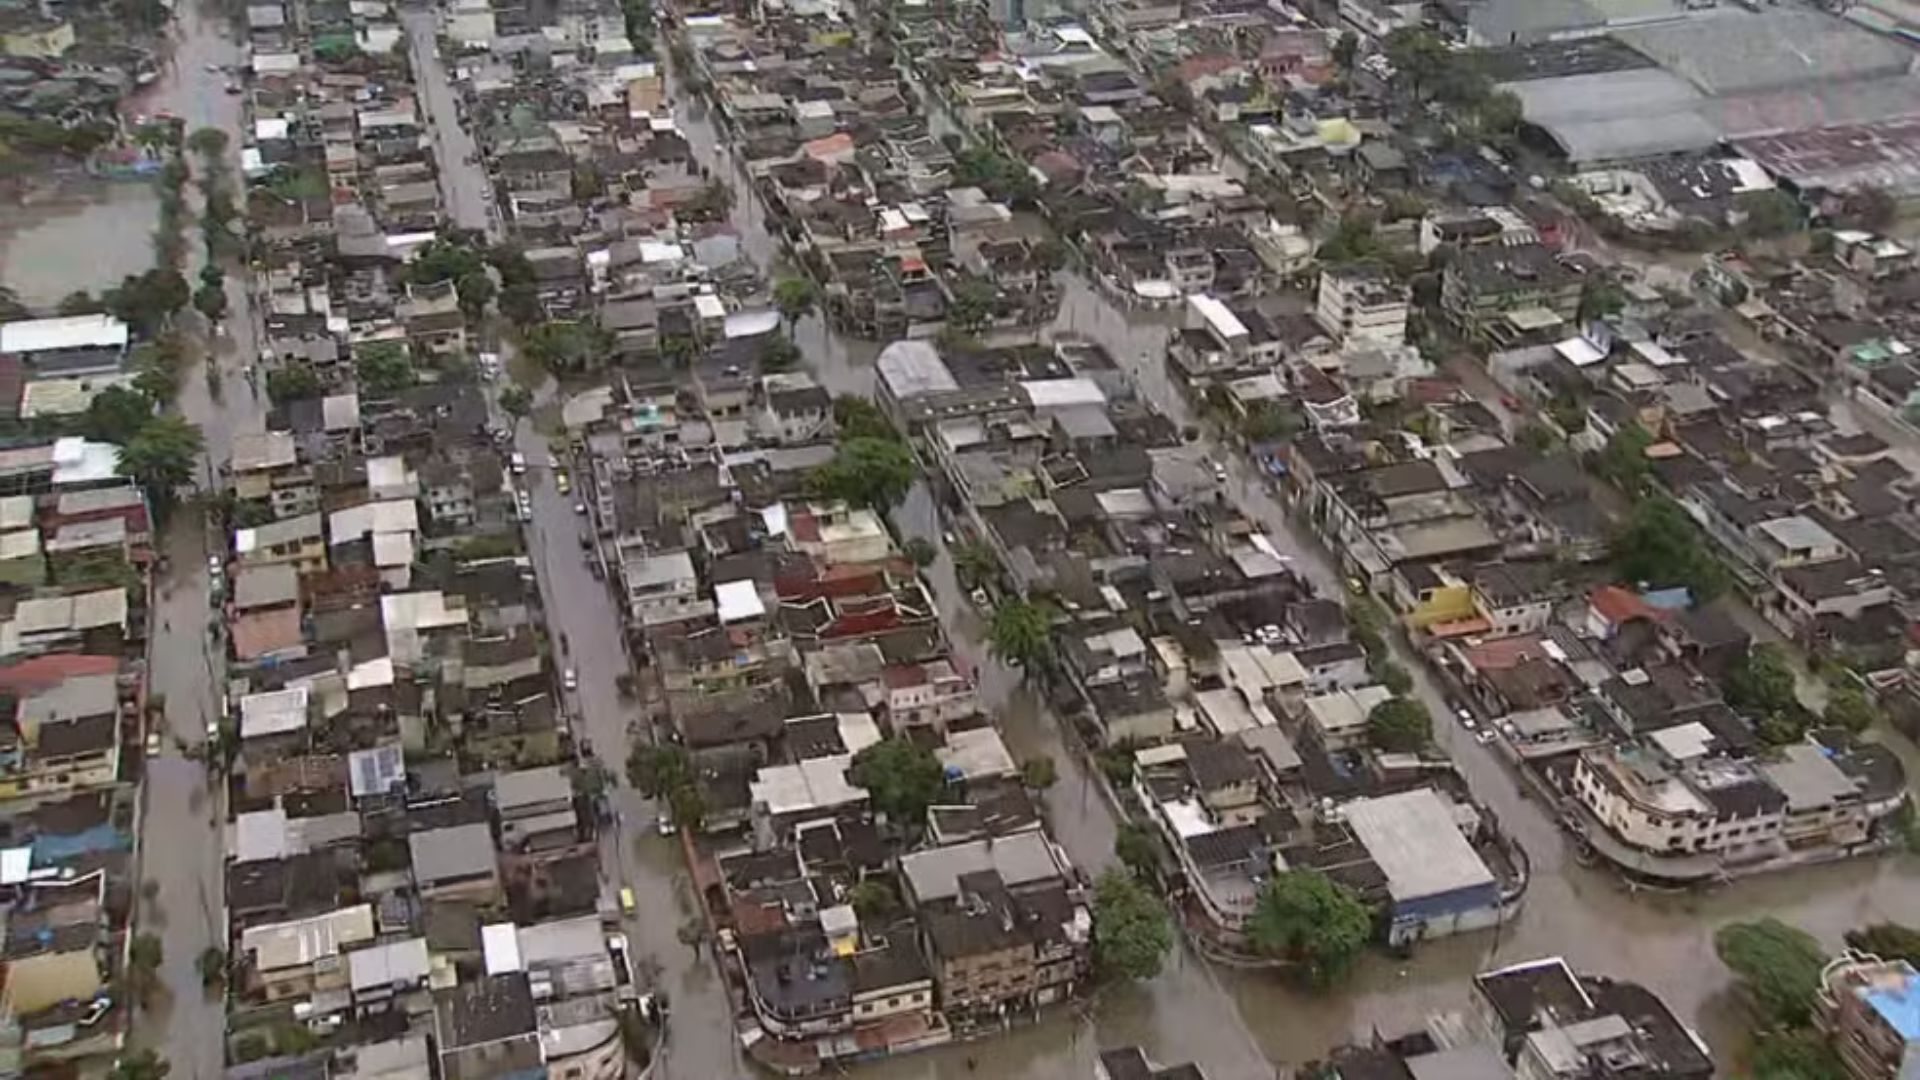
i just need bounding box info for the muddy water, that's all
[0,181,163,307]
[643,34,1920,1080]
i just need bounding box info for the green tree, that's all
[847,878,899,922]
[197,946,227,989]
[1332,30,1358,73]
[1020,755,1057,790]
[1373,660,1413,696]
[1366,696,1431,753]
[1823,682,1880,734]
[186,126,229,158]
[667,783,706,832]
[355,341,415,395]
[409,236,485,287]
[1474,89,1525,139]
[81,385,155,444]
[1114,821,1161,879]
[193,281,228,321]
[1724,644,1800,719]
[110,1049,171,1080]
[1577,279,1627,324]
[951,540,999,591]
[1248,870,1373,985]
[1316,213,1380,264]
[848,738,946,827]
[266,365,324,405]
[118,415,203,510]
[902,536,936,567]
[1608,496,1730,599]
[58,290,103,316]
[128,932,164,1002]
[626,743,690,797]
[1846,922,1920,967]
[1714,918,1827,1028]
[808,436,917,511]
[106,268,190,335]
[499,385,533,417]
[832,395,898,441]
[1091,867,1172,981]
[1739,190,1803,237]
[987,597,1055,674]
[523,320,612,374]
[946,277,999,333]
[759,335,801,372]
[773,276,819,332]
[500,282,543,326]
[456,269,496,318]
[1749,1028,1846,1080]
[1593,422,1654,495]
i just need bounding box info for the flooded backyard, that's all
[0,179,161,307]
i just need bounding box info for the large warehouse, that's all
[1342,787,1505,947]
[1494,8,1920,170]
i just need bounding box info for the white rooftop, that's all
[714,579,766,623]
[1343,787,1496,902]
[0,314,128,354]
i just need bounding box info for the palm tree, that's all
[988,597,1055,677]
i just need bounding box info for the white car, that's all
[207,554,224,579]
[563,668,578,691]
[145,731,162,757]
[574,502,587,514]
[510,452,527,475]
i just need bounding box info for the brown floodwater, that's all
[0,180,163,307]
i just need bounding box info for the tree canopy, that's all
[1714,918,1827,1028]
[1367,697,1431,753]
[1749,1028,1847,1080]
[81,386,155,444]
[1247,870,1373,985]
[1823,682,1880,734]
[832,395,898,441]
[266,365,324,405]
[523,320,612,373]
[355,341,416,395]
[1091,867,1172,982]
[808,436,917,511]
[987,597,1055,674]
[1844,922,1920,968]
[110,1049,171,1080]
[848,738,947,827]
[1723,644,1809,743]
[1609,496,1730,600]
[773,277,819,328]
[118,415,203,511]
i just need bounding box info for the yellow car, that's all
[619,888,636,916]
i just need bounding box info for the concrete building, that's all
[1315,267,1409,349]
[1818,953,1920,1080]
[1342,787,1504,946]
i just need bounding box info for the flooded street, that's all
[645,41,1920,1080]
[0,183,162,307]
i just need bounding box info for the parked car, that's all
[563,668,578,691]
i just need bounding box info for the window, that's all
[887,996,900,1007]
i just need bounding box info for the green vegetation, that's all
[1714,918,1827,1028]
[986,597,1056,675]
[848,738,946,827]
[773,276,819,330]
[1366,696,1431,753]
[1020,755,1058,790]
[499,385,533,417]
[523,320,614,374]
[1738,190,1804,238]
[110,1049,171,1080]
[902,537,936,567]
[1822,682,1881,734]
[1748,1028,1847,1080]
[1091,867,1173,982]
[1114,821,1162,880]
[80,386,155,443]
[952,146,1038,205]
[626,744,705,831]
[1248,870,1373,986]
[198,946,227,990]
[832,395,898,441]
[808,437,917,511]
[118,415,204,519]
[759,335,800,372]
[1722,644,1810,744]
[1845,922,1920,967]
[106,268,191,337]
[1590,421,1654,495]
[848,879,899,922]
[355,340,416,395]
[266,365,324,405]
[127,932,164,1004]
[1608,496,1730,600]
[951,539,1000,592]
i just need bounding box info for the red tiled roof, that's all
[1589,585,1660,626]
[882,663,926,689]
[0,654,118,694]
[1462,633,1547,672]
